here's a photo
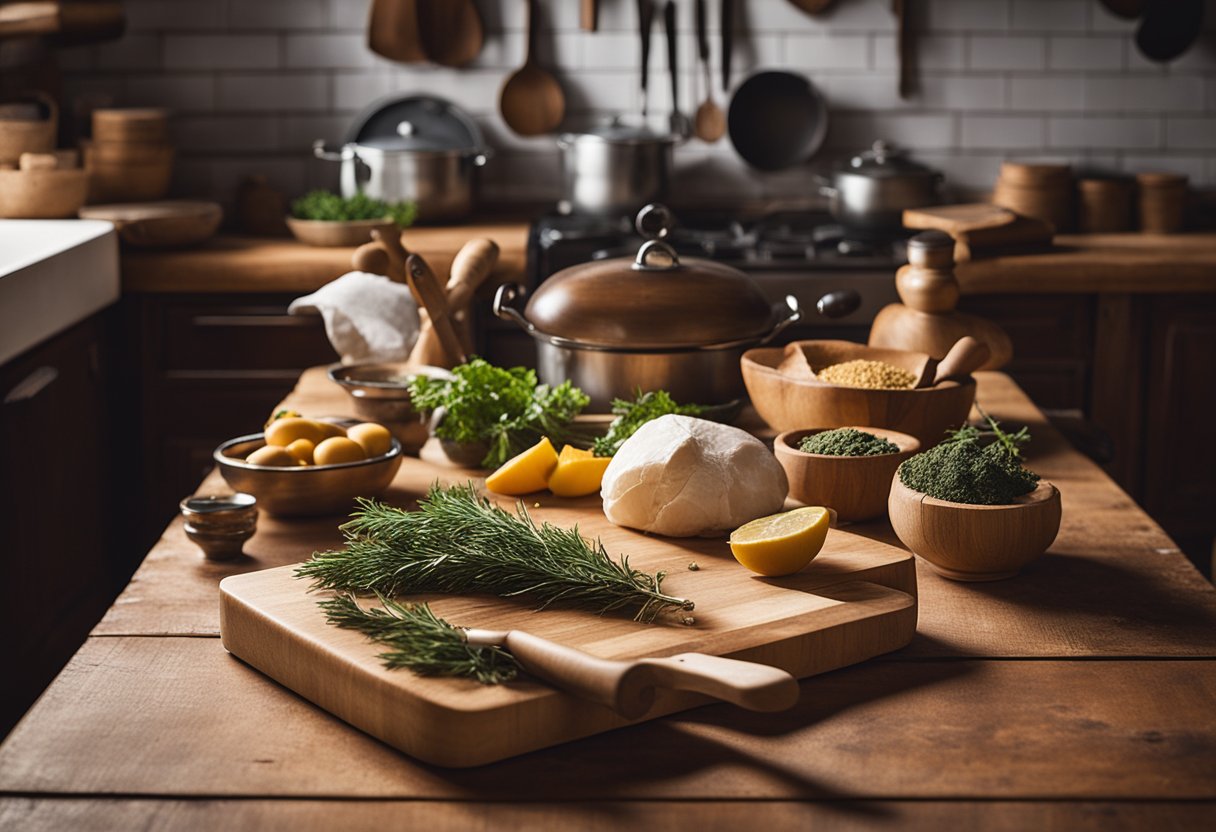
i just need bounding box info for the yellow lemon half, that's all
[548,445,612,497]
[729,507,831,577]
[486,436,559,495]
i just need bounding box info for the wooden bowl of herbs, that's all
[287,190,416,247]
[774,427,919,523]
[888,416,1061,581]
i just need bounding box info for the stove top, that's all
[531,209,911,275]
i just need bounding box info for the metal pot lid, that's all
[346,93,485,153]
[561,117,675,146]
[846,140,935,178]
[523,204,774,350]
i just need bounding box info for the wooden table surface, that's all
[2,370,1215,830]
[119,228,1216,296]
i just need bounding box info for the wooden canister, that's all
[992,161,1074,232]
[1136,172,1187,233]
[1077,178,1133,233]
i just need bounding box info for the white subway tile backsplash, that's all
[1120,155,1209,183]
[1085,76,1205,112]
[1048,36,1123,71]
[165,36,280,70]
[1050,116,1160,149]
[968,36,1046,71]
[286,34,376,69]
[961,115,1044,149]
[218,74,330,112]
[57,0,1216,202]
[1009,76,1086,112]
[1167,117,1216,149]
[1011,1,1086,33]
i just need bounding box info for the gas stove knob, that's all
[816,290,862,319]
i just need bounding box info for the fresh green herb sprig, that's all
[592,390,706,457]
[408,358,590,469]
[320,593,519,684]
[296,484,693,623]
[290,189,417,227]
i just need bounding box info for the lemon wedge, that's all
[729,507,831,577]
[486,437,559,496]
[548,445,612,497]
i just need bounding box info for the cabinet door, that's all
[1143,296,1216,557]
[0,316,116,736]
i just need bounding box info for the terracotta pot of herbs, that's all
[287,190,416,247]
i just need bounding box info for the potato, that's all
[313,436,366,466]
[246,445,298,467]
[347,422,392,458]
[265,417,346,447]
[314,420,348,440]
[286,438,315,465]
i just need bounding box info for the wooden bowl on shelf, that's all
[740,344,976,447]
[92,108,170,144]
[774,427,920,523]
[286,216,398,247]
[0,167,89,218]
[83,143,175,202]
[888,477,1061,581]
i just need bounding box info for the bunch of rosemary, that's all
[296,484,693,623]
[320,593,519,684]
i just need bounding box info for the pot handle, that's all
[759,295,802,345]
[312,139,352,162]
[492,283,535,334]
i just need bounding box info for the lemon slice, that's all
[729,507,831,577]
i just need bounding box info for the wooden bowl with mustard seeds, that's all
[741,341,976,447]
[775,427,920,523]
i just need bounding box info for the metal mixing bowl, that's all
[327,362,453,453]
[214,434,403,517]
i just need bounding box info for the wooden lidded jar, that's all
[869,231,1013,369]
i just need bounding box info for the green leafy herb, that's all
[798,427,900,457]
[408,358,590,469]
[290,189,417,227]
[898,411,1039,505]
[320,593,519,684]
[296,484,693,623]
[592,390,706,457]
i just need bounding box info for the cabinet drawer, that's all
[158,300,337,372]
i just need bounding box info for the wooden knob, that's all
[895,263,960,313]
[906,231,955,269]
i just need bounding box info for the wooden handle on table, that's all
[493,630,799,720]
[405,254,467,367]
[932,336,991,386]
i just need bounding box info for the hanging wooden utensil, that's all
[664,0,691,138]
[581,0,598,31]
[787,0,835,14]
[414,0,483,68]
[693,0,725,142]
[368,0,427,64]
[721,0,734,93]
[1135,0,1203,63]
[894,0,913,99]
[1099,0,1146,20]
[499,0,565,136]
[637,0,655,118]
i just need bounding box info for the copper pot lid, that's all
[523,205,776,350]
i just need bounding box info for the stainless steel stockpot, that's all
[816,141,943,231]
[557,120,676,216]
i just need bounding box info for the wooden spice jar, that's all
[992,161,1074,232]
[1136,172,1187,233]
[1077,177,1133,233]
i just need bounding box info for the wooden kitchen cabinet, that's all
[0,314,123,737]
[128,294,337,543]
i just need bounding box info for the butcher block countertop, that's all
[2,370,1215,829]
[119,227,1216,295]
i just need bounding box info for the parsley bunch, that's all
[408,359,590,469]
[290,189,416,227]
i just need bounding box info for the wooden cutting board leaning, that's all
[220,474,917,767]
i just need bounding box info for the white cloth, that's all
[289,271,420,364]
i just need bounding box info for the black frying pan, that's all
[727,71,829,171]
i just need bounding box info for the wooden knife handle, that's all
[500,631,799,720]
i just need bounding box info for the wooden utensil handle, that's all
[664,0,678,110]
[581,0,598,31]
[933,335,991,385]
[405,254,468,366]
[446,238,499,309]
[501,631,799,720]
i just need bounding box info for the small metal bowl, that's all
[214,433,403,517]
[180,493,258,560]
[327,362,453,454]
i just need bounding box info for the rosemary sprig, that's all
[320,593,518,684]
[945,404,1031,462]
[296,484,693,622]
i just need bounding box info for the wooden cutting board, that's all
[220,492,917,768]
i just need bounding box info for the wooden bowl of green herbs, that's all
[287,190,416,247]
[774,426,919,523]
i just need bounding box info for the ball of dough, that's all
[601,414,788,537]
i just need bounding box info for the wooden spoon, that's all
[499,0,564,137]
[367,0,426,64]
[405,254,467,367]
[693,0,725,142]
[407,238,499,365]
[930,336,991,386]
[414,0,483,68]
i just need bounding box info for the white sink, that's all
[0,219,119,365]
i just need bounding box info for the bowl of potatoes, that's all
[215,416,402,517]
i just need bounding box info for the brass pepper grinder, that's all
[868,231,1013,369]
